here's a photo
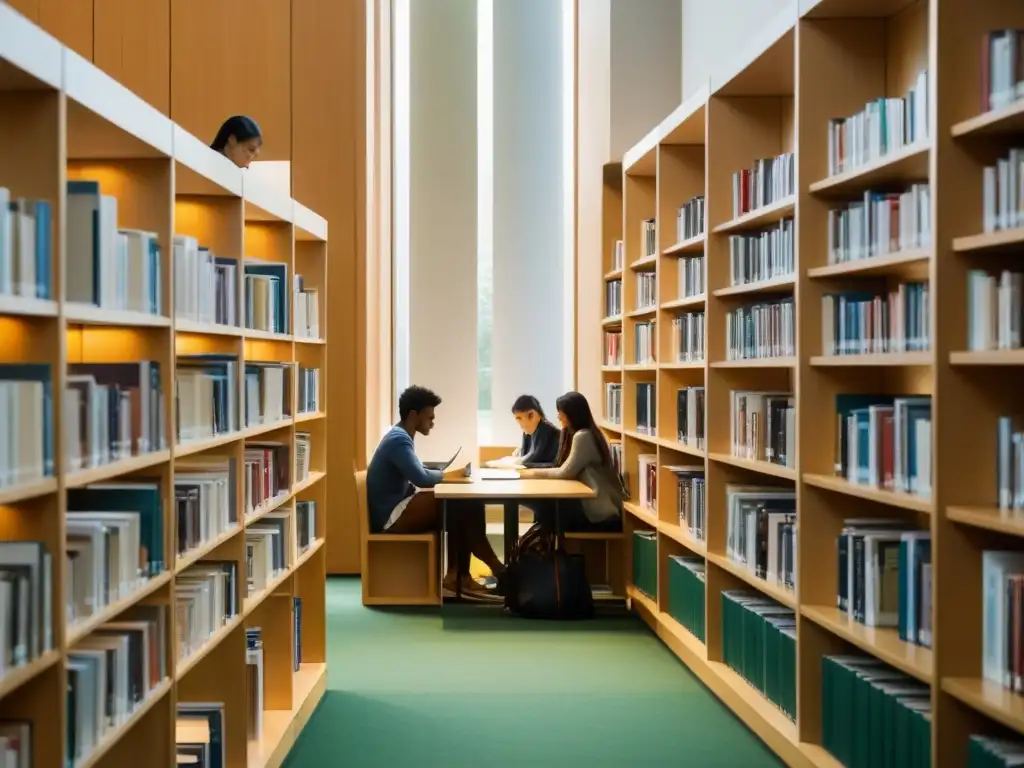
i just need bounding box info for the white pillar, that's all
[490,0,567,444]
[396,0,479,461]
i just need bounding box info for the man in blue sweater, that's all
[366,385,504,598]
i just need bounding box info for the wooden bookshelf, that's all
[598,0,1024,765]
[0,7,328,768]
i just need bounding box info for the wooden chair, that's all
[354,469,440,606]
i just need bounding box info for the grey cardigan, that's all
[532,429,625,522]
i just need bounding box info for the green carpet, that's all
[284,578,783,767]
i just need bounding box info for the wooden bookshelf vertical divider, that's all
[603,0,1024,765]
[0,7,329,767]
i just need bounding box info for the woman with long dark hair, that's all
[211,116,263,168]
[519,391,624,532]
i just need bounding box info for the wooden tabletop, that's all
[434,477,595,499]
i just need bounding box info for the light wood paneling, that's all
[39,0,94,60]
[170,0,291,159]
[93,0,170,113]
[292,0,365,574]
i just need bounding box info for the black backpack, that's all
[502,523,594,620]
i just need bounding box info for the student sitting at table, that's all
[487,395,560,468]
[366,385,505,598]
[519,391,625,533]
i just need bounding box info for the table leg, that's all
[503,501,517,565]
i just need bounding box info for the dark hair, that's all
[398,385,442,421]
[511,394,545,419]
[211,116,262,152]
[554,391,614,469]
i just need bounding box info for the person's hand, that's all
[443,462,470,480]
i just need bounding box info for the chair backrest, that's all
[354,468,368,537]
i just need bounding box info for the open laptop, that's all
[423,447,462,472]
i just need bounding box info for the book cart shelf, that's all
[0,6,328,768]
[598,0,1024,765]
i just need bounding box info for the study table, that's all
[434,476,595,596]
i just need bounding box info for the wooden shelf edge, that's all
[952,227,1024,253]
[943,677,1024,736]
[66,572,172,647]
[76,679,172,768]
[809,352,932,367]
[950,349,1024,366]
[947,506,1024,537]
[807,142,930,194]
[800,604,932,683]
[708,453,796,481]
[248,663,328,768]
[951,99,1024,138]
[712,275,796,298]
[711,357,797,369]
[663,234,706,255]
[176,525,243,572]
[176,614,244,680]
[712,197,796,234]
[624,501,659,529]
[0,477,58,505]
[629,590,819,768]
[658,521,708,555]
[805,249,931,278]
[661,294,706,310]
[0,649,60,702]
[707,552,797,608]
[66,449,171,487]
[802,473,934,513]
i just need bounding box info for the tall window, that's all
[477,0,494,444]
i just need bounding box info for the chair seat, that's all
[366,532,436,543]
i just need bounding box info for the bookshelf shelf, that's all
[952,228,1024,253]
[0,10,330,767]
[801,604,933,682]
[598,1,1024,763]
[807,141,931,194]
[805,248,931,278]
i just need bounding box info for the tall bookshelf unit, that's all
[0,6,328,768]
[601,0,1024,766]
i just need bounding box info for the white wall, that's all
[681,0,792,100]
[610,0,682,160]
[491,0,568,443]
[401,0,479,461]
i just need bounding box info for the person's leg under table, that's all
[449,498,504,579]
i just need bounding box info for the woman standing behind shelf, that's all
[519,391,625,533]
[211,116,263,168]
[487,395,560,468]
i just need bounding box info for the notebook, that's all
[423,447,462,471]
[479,468,520,481]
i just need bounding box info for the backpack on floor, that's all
[502,523,594,620]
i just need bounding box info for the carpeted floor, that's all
[283,578,783,767]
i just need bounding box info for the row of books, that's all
[821,281,930,356]
[0,364,53,490]
[668,466,705,541]
[983,146,1024,233]
[678,254,704,299]
[731,152,795,219]
[66,361,166,472]
[998,416,1024,511]
[177,457,238,558]
[68,182,162,314]
[173,235,236,327]
[635,382,656,436]
[603,330,622,367]
[969,270,1024,352]
[725,297,795,361]
[293,274,320,340]
[0,541,51,677]
[635,272,656,311]
[610,240,624,272]
[634,321,655,365]
[295,432,311,483]
[670,311,704,363]
[826,184,931,266]
[983,29,1024,114]
[820,654,929,768]
[640,219,656,260]
[67,604,168,765]
[675,386,705,451]
[244,363,291,427]
[604,382,622,425]
[724,485,796,594]
[721,591,796,722]
[676,195,705,243]
[835,394,932,498]
[0,188,51,300]
[298,365,321,414]
[605,278,622,318]
[982,549,1024,692]
[637,454,656,512]
[667,555,705,643]
[727,218,794,287]
[730,391,795,468]
[837,520,931,648]
[632,530,658,599]
[245,261,289,335]
[244,443,290,516]
[826,69,929,177]
[177,560,238,663]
